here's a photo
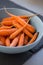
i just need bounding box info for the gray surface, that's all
[23,48,43,65]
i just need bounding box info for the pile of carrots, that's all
[0,9,39,47]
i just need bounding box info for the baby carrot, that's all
[5,37,10,46]
[9,24,26,39]
[1,20,12,26]
[13,21,21,28]
[2,17,13,21]
[13,16,35,33]
[9,20,30,39]
[1,16,16,26]
[0,28,17,36]
[18,33,24,46]
[0,36,5,45]
[28,32,39,44]
[24,35,29,45]
[24,19,29,22]
[13,21,33,38]
[10,36,19,47]
[0,26,13,29]
[0,41,4,46]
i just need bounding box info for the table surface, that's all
[23,48,43,65]
[0,0,43,65]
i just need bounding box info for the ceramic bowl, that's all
[0,8,43,54]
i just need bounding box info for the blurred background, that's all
[10,0,43,15]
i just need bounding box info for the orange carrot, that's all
[1,16,16,26]
[9,20,30,39]
[0,28,17,36]
[10,36,19,47]
[24,35,29,45]
[4,16,35,33]
[0,36,5,45]
[4,8,35,33]
[18,33,24,46]
[24,19,29,22]
[0,26,13,29]
[5,37,10,46]
[13,21,33,38]
[23,29,33,38]
[13,16,35,33]
[9,25,26,39]
[0,41,4,46]
[1,20,12,26]
[2,17,13,21]
[28,32,39,44]
[13,21,21,28]
[1,17,29,27]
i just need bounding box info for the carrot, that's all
[13,21,33,38]
[0,26,13,29]
[10,36,19,47]
[13,16,35,33]
[1,16,16,26]
[1,16,29,26]
[28,32,39,44]
[5,37,10,46]
[1,19,12,26]
[13,21,21,28]
[0,28,17,36]
[24,19,29,22]
[24,35,29,45]
[0,41,4,46]
[4,16,35,33]
[9,19,30,39]
[18,33,24,46]
[0,36,5,45]
[23,29,33,38]
[2,17,13,21]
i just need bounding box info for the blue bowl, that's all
[0,8,43,54]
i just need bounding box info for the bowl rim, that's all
[0,8,43,49]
